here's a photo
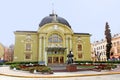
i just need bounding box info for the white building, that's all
[91,33,120,61]
[91,39,107,61]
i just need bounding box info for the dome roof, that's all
[39,13,71,28]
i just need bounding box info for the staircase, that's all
[48,64,67,71]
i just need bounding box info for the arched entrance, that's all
[47,33,66,64]
[46,47,66,64]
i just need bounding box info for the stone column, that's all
[70,37,72,50]
[66,37,68,54]
[38,36,42,61]
[44,37,47,65]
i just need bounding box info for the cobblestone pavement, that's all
[0,65,120,80]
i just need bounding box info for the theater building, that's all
[14,13,91,65]
[0,43,4,61]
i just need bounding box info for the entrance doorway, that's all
[46,47,66,64]
[60,56,64,63]
[48,56,64,64]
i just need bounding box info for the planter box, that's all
[66,64,77,72]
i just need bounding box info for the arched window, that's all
[48,34,63,43]
[78,53,82,58]
[25,43,31,51]
[78,44,82,51]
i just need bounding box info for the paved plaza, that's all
[0,66,120,80]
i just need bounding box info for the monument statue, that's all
[66,51,77,72]
[105,22,112,60]
[67,51,74,64]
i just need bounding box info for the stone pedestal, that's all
[66,64,77,72]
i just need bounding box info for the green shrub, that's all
[0,62,4,65]
[9,63,53,74]
[10,64,18,69]
[5,61,38,65]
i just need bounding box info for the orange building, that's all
[3,45,14,62]
[111,33,120,60]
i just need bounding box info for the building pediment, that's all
[38,23,73,34]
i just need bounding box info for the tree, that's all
[104,22,112,60]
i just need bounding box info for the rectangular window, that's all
[78,53,82,58]
[78,44,82,51]
[25,53,31,59]
[117,48,120,53]
[114,42,116,46]
[26,43,31,51]
[117,41,119,46]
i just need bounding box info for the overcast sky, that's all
[0,0,120,47]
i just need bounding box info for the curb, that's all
[0,72,120,78]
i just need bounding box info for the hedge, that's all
[74,60,120,64]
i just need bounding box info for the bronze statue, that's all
[67,51,74,64]
[105,22,112,60]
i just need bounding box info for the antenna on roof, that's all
[52,2,55,14]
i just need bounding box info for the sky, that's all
[0,0,120,47]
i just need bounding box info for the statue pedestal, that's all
[66,64,77,72]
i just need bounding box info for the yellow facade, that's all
[0,43,4,60]
[14,13,91,64]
